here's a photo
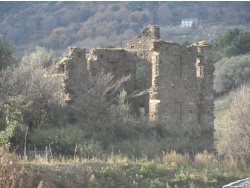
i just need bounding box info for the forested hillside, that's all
[1,1,250,55]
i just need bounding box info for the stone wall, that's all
[57,25,214,151]
[57,47,87,104]
[147,41,214,150]
[87,48,137,92]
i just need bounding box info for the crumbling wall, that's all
[124,25,160,50]
[195,41,214,148]
[87,48,137,92]
[57,25,214,151]
[124,25,161,115]
[57,47,87,104]
[148,40,214,150]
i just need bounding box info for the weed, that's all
[194,150,218,169]
[162,151,191,167]
[149,178,166,188]
[0,145,24,188]
[139,161,156,177]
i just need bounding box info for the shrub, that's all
[217,85,250,168]
[0,38,17,70]
[0,47,64,151]
[30,126,103,157]
[0,120,25,149]
[214,54,250,93]
[73,73,145,148]
[0,144,34,188]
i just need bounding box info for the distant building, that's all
[181,18,198,28]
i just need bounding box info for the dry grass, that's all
[161,150,191,166]
[0,145,22,188]
[106,153,130,164]
[194,150,218,169]
[1,144,249,188]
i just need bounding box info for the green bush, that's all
[0,38,17,70]
[213,28,250,59]
[214,54,250,93]
[30,126,103,157]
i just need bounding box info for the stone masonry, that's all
[57,25,214,151]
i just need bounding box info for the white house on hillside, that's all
[180,18,198,28]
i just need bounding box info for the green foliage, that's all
[149,179,167,188]
[0,38,16,70]
[214,54,250,93]
[0,47,64,152]
[30,126,103,157]
[0,120,24,147]
[213,28,250,60]
[0,63,63,129]
[140,161,156,177]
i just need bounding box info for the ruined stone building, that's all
[57,25,214,150]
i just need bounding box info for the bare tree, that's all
[72,72,130,124]
[218,84,250,167]
[69,72,143,146]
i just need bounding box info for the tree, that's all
[0,37,17,70]
[218,85,250,167]
[214,54,250,93]
[71,72,143,147]
[230,31,250,56]
[0,48,64,150]
[73,72,130,123]
[213,28,250,61]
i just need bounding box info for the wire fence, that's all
[25,147,53,163]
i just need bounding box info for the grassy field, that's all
[1,95,249,188]
[2,150,249,188]
[214,94,231,144]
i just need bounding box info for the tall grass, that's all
[1,143,249,188]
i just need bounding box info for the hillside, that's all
[1,2,250,56]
